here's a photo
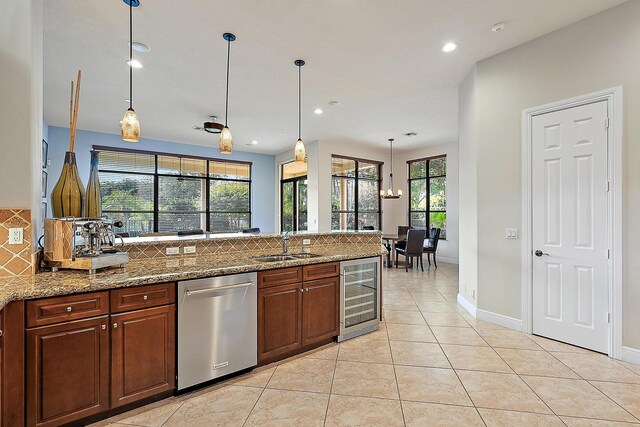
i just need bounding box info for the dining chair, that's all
[177,229,204,236]
[423,228,441,268]
[362,225,375,230]
[395,229,426,271]
[242,228,261,234]
[394,225,412,251]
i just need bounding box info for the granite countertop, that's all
[0,244,386,310]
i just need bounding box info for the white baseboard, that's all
[437,256,459,264]
[456,293,477,317]
[622,346,640,366]
[476,309,523,332]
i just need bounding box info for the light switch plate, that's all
[302,239,311,245]
[183,246,196,254]
[166,247,180,255]
[505,228,518,239]
[8,227,23,245]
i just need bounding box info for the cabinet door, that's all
[26,316,109,427]
[258,283,302,363]
[111,305,175,408]
[302,277,340,346]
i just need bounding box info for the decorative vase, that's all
[51,151,85,218]
[85,150,101,217]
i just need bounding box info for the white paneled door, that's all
[532,100,609,353]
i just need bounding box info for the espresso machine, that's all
[44,218,129,274]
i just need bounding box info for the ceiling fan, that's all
[193,115,224,134]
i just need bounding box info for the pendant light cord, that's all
[129,0,133,109]
[298,64,301,140]
[389,139,394,190]
[225,38,231,127]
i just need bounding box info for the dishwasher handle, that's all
[185,281,255,296]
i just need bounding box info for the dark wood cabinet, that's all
[2,301,25,427]
[258,282,302,363]
[302,277,340,346]
[26,316,110,427]
[111,305,175,408]
[258,265,340,365]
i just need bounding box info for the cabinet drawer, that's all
[26,292,109,328]
[111,283,175,313]
[303,262,339,281]
[258,267,303,289]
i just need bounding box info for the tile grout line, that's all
[321,346,340,427]
[385,318,408,427]
[240,367,276,427]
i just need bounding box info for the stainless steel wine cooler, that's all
[338,257,381,341]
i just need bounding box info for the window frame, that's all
[406,154,447,239]
[331,154,383,231]
[94,145,252,234]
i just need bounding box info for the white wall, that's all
[0,0,43,235]
[459,1,640,348]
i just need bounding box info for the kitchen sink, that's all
[290,253,322,259]
[252,254,296,262]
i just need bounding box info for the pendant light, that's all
[219,33,236,154]
[381,138,402,199]
[121,0,140,143]
[294,59,306,162]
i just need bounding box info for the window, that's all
[331,156,381,230]
[280,161,308,232]
[407,156,447,239]
[96,146,251,236]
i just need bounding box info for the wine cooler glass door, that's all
[341,258,379,332]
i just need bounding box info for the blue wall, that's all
[46,126,276,232]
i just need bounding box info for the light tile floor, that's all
[93,263,640,426]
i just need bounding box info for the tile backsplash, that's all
[0,209,33,276]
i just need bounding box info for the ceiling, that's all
[43,0,626,154]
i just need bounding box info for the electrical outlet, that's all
[8,228,23,245]
[505,228,518,239]
[302,239,311,245]
[166,247,180,255]
[183,246,196,254]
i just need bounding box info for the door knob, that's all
[535,250,549,257]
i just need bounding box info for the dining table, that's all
[381,234,402,267]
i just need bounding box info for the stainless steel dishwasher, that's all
[177,272,257,390]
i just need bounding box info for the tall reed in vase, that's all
[51,70,85,218]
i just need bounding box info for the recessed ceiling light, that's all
[314,108,323,115]
[129,41,151,53]
[441,42,457,53]
[491,22,506,32]
[328,100,341,106]
[127,59,143,68]
[251,140,259,145]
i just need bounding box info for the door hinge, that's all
[605,118,610,129]
[607,313,611,323]
[606,181,610,192]
[607,249,611,259]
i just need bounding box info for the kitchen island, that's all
[0,231,384,427]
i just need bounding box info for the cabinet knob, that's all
[101,325,106,330]
[113,322,118,329]
[66,306,72,312]
[0,329,3,338]
[143,295,148,300]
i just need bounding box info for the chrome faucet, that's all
[282,231,291,254]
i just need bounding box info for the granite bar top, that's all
[0,244,386,311]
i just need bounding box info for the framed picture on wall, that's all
[42,170,48,198]
[42,139,48,169]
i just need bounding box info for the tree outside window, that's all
[407,156,446,239]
